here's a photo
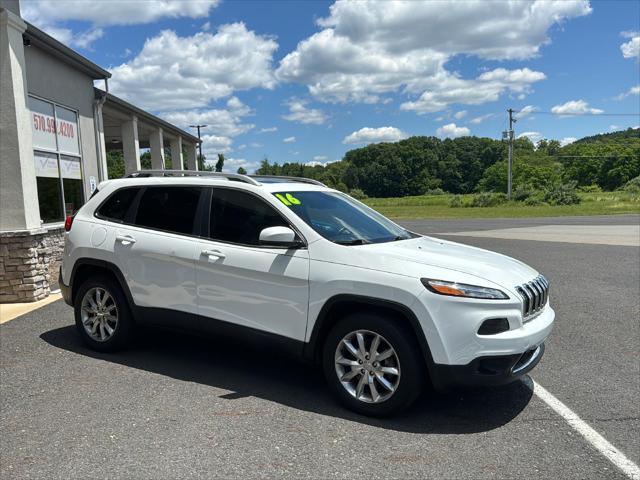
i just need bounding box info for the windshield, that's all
[273,191,415,245]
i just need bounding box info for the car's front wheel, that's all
[74,275,134,352]
[322,312,425,416]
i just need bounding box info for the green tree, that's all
[215,153,225,172]
[237,166,247,175]
[106,150,124,179]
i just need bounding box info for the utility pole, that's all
[503,109,516,199]
[189,124,207,165]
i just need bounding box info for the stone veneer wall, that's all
[0,225,65,303]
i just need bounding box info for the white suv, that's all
[59,171,554,416]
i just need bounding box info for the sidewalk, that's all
[0,293,62,324]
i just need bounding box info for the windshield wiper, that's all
[335,239,371,245]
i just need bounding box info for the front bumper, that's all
[58,266,72,306]
[430,343,545,390]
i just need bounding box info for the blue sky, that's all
[22,0,640,172]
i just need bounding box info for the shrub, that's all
[470,192,507,207]
[349,188,368,200]
[524,196,546,206]
[425,187,445,195]
[544,181,581,205]
[448,195,464,208]
[579,184,603,193]
[623,176,640,193]
[512,186,538,202]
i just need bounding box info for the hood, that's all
[340,236,539,291]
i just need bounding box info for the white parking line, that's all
[530,379,640,479]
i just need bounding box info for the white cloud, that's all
[614,85,640,100]
[517,105,538,118]
[609,125,620,131]
[222,157,262,174]
[470,113,494,124]
[202,21,211,31]
[306,158,340,167]
[560,137,577,147]
[283,136,297,143]
[282,100,328,125]
[551,99,604,116]
[109,24,278,111]
[400,68,545,114]
[23,0,219,26]
[454,110,467,120]
[313,155,328,161]
[436,123,470,139]
[259,127,278,133]
[620,32,640,59]
[161,97,254,137]
[161,97,254,155]
[22,0,220,48]
[343,126,408,145]
[517,131,543,144]
[201,135,233,155]
[27,24,104,49]
[276,0,588,108]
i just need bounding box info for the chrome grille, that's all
[516,275,549,321]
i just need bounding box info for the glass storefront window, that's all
[29,96,84,223]
[34,151,63,223]
[61,155,83,217]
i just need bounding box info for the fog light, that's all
[478,318,509,335]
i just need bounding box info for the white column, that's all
[149,127,165,170]
[185,144,198,171]
[121,116,140,175]
[0,8,41,230]
[170,137,183,170]
[94,99,108,180]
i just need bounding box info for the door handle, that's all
[115,234,136,245]
[201,249,226,259]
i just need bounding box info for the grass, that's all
[362,191,640,219]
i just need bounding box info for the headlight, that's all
[421,278,509,300]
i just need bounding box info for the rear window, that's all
[134,186,202,235]
[96,187,140,222]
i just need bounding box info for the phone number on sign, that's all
[32,114,75,139]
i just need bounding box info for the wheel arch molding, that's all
[304,294,437,376]
[68,258,136,313]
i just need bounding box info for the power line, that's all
[514,110,639,117]
[553,155,640,158]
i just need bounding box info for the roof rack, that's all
[124,170,327,188]
[249,175,327,187]
[126,170,261,186]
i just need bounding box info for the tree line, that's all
[256,128,639,198]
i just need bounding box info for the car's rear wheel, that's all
[322,312,424,416]
[74,275,134,352]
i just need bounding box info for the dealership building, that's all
[0,0,201,303]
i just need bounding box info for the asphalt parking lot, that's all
[1,215,638,479]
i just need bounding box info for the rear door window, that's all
[96,187,140,223]
[134,186,202,235]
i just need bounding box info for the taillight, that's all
[64,215,74,232]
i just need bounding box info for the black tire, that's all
[74,274,134,352]
[322,312,425,417]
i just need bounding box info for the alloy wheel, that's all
[334,329,401,403]
[80,287,118,342]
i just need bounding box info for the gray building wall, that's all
[24,44,98,202]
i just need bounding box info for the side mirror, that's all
[259,226,302,248]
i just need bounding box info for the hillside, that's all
[570,127,640,145]
[257,128,640,197]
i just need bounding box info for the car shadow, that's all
[40,325,534,434]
